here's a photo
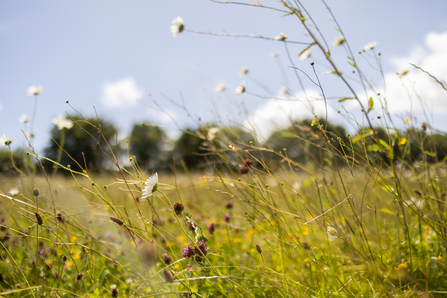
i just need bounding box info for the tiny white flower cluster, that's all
[363,41,377,51]
[239,67,249,77]
[274,32,288,41]
[19,114,30,123]
[236,81,245,95]
[299,48,312,60]
[52,115,74,130]
[0,134,13,146]
[333,36,345,47]
[214,82,226,93]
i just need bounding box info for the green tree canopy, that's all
[128,124,168,170]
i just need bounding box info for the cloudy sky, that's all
[1,0,447,151]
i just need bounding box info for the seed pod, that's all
[256,244,262,254]
[244,159,253,167]
[110,216,124,226]
[302,241,312,250]
[77,273,84,280]
[32,188,40,197]
[62,255,67,262]
[163,268,174,283]
[35,212,43,225]
[111,288,118,297]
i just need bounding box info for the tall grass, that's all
[1,1,447,297]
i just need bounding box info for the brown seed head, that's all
[302,241,312,250]
[239,166,249,174]
[32,188,40,197]
[163,268,174,283]
[414,189,423,197]
[35,212,43,225]
[173,202,184,215]
[244,159,253,167]
[77,273,84,280]
[256,244,262,254]
[110,216,124,226]
[56,213,65,223]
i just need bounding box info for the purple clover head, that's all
[162,253,172,265]
[224,213,231,222]
[194,240,208,256]
[182,245,195,259]
[207,222,215,235]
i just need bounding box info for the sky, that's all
[1,0,447,152]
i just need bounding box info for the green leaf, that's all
[368,97,374,112]
[367,144,381,152]
[351,130,373,143]
[378,208,395,215]
[281,132,296,138]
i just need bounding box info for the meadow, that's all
[1,1,447,297]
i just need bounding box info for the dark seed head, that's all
[111,287,118,297]
[225,200,234,209]
[162,253,172,265]
[62,255,67,262]
[207,222,215,235]
[32,188,40,197]
[35,212,43,225]
[224,213,231,222]
[256,244,262,254]
[244,159,253,167]
[77,273,84,280]
[239,166,249,174]
[302,241,312,250]
[414,189,423,197]
[56,213,65,223]
[173,202,184,215]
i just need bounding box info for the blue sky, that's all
[1,0,447,151]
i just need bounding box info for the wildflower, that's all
[302,241,312,250]
[299,48,312,60]
[363,41,377,51]
[170,17,184,37]
[235,81,246,95]
[327,226,337,241]
[29,258,36,265]
[224,213,231,222]
[0,134,13,146]
[256,244,262,254]
[163,268,174,283]
[77,273,83,280]
[214,82,226,92]
[54,270,59,278]
[111,285,118,297]
[142,173,158,199]
[33,188,40,197]
[194,240,208,256]
[207,222,215,235]
[439,254,444,261]
[126,278,133,284]
[292,182,301,193]
[225,200,233,209]
[279,86,289,95]
[333,36,345,47]
[395,262,408,271]
[26,85,43,96]
[52,115,73,130]
[271,51,280,58]
[239,67,249,77]
[162,253,172,265]
[186,219,196,232]
[274,32,288,41]
[19,114,30,123]
[195,256,203,262]
[409,196,425,209]
[398,70,409,78]
[9,188,19,196]
[182,245,195,258]
[35,212,44,226]
[173,202,184,215]
[62,255,67,263]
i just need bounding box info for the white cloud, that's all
[382,31,447,114]
[101,78,143,108]
[243,89,331,140]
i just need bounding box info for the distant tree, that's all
[128,124,168,170]
[43,116,117,173]
[171,129,208,170]
[0,148,34,175]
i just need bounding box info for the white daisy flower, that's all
[27,85,43,96]
[273,33,288,41]
[239,67,249,77]
[170,17,184,37]
[9,188,19,196]
[327,226,338,241]
[214,82,226,92]
[271,51,280,58]
[299,48,312,60]
[409,196,425,209]
[292,182,301,193]
[142,173,158,199]
[235,81,245,95]
[333,36,345,47]
[19,114,30,123]
[0,134,13,146]
[279,86,289,95]
[52,115,74,130]
[363,41,377,51]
